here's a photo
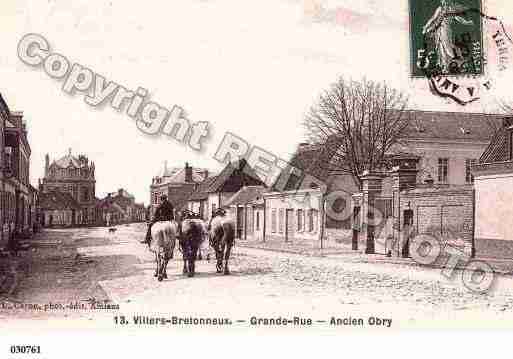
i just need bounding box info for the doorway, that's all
[402,209,414,258]
[285,209,294,242]
[236,206,244,239]
[352,206,360,250]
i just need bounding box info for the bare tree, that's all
[303,77,411,190]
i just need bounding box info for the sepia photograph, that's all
[2,0,513,357]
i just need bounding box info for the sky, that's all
[1,0,513,205]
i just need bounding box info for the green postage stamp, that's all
[409,0,484,77]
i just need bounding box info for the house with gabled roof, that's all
[96,193,126,226]
[150,161,212,218]
[102,188,147,223]
[396,110,503,185]
[225,185,266,240]
[263,136,360,243]
[186,158,265,220]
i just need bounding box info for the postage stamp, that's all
[410,0,513,105]
[409,0,484,78]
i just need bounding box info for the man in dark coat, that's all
[142,194,175,244]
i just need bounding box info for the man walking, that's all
[142,194,175,244]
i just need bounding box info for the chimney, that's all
[203,170,209,180]
[45,154,50,176]
[118,189,123,196]
[185,162,193,182]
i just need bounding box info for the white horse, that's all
[149,221,178,281]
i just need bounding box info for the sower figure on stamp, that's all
[142,194,175,245]
[422,0,474,74]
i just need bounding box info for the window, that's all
[278,209,284,233]
[271,209,277,233]
[4,147,12,173]
[256,211,260,231]
[312,210,318,233]
[465,158,477,183]
[308,210,314,232]
[438,158,449,183]
[297,209,303,231]
[81,187,90,202]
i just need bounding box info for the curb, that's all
[236,243,362,257]
[237,244,513,275]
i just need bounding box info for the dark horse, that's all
[208,208,235,275]
[179,210,208,278]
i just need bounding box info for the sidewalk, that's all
[0,252,19,298]
[237,237,358,256]
[0,231,47,297]
[237,238,513,275]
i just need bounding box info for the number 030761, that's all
[10,346,41,354]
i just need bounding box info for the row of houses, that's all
[150,109,513,260]
[0,94,38,246]
[37,150,146,227]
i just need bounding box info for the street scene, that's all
[3,1,513,344]
[3,223,513,329]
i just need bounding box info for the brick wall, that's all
[399,185,473,255]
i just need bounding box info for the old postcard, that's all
[2,0,513,355]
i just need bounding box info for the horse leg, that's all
[162,257,169,279]
[188,242,200,278]
[216,242,225,273]
[187,256,195,277]
[158,250,166,282]
[154,253,159,277]
[180,241,188,274]
[186,241,196,277]
[224,242,233,275]
[183,258,188,274]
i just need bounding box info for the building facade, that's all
[263,189,323,242]
[150,162,210,218]
[38,149,96,226]
[398,110,502,185]
[97,188,146,225]
[473,118,513,258]
[187,159,265,220]
[0,95,36,242]
[225,185,266,240]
